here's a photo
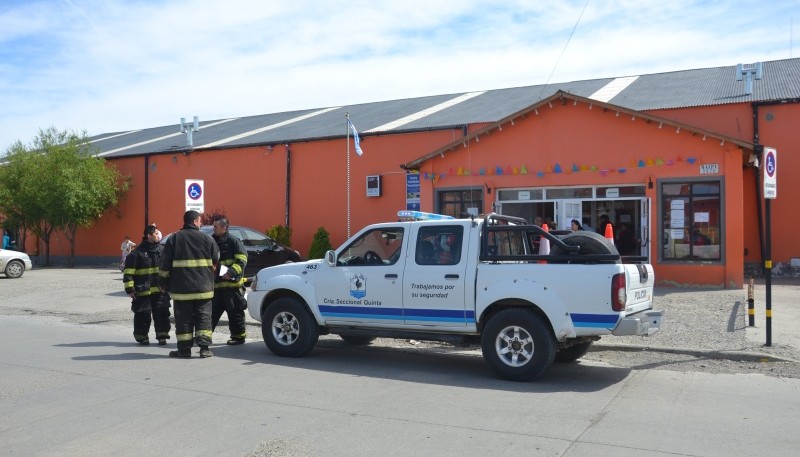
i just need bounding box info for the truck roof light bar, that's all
[397,210,454,221]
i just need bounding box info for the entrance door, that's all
[560,201,582,231]
[640,198,651,257]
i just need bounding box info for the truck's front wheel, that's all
[262,297,319,357]
[481,309,556,381]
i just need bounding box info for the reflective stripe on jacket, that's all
[213,232,248,289]
[158,224,220,300]
[123,240,164,297]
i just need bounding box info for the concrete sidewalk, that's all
[744,278,800,360]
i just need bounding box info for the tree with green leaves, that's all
[0,127,129,266]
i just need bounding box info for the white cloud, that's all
[1,0,797,151]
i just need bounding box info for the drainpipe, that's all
[144,155,150,225]
[285,144,291,227]
[751,98,800,272]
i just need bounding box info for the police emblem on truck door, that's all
[350,274,366,299]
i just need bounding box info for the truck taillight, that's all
[611,273,626,311]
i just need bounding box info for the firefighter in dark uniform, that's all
[159,210,220,358]
[123,224,171,345]
[210,218,249,345]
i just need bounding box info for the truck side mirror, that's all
[326,250,337,266]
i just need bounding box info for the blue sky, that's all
[1,0,797,152]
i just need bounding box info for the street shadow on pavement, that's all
[209,340,633,393]
[57,341,172,361]
[71,352,165,361]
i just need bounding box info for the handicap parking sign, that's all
[185,179,205,212]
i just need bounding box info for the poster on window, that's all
[406,173,420,211]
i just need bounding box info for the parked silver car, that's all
[0,249,32,278]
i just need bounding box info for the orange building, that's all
[18,58,800,288]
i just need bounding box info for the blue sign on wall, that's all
[406,173,420,211]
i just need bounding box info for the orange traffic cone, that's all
[538,223,550,263]
[604,223,614,242]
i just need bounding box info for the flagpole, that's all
[346,113,351,238]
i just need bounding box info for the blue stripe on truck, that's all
[319,305,476,323]
[570,313,620,328]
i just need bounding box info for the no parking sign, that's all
[185,179,205,213]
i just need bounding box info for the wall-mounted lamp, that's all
[172,154,178,163]
[648,177,654,189]
[573,100,578,106]
[485,183,492,194]
[658,122,663,129]
[615,111,620,117]
[675,127,681,134]
[534,109,539,115]
[475,135,479,142]
[548,102,553,108]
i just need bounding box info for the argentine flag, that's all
[348,119,364,156]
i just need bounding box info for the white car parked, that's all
[0,249,32,278]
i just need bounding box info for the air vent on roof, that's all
[179,116,200,147]
[735,63,763,96]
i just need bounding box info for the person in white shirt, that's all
[120,235,136,271]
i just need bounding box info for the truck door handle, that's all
[445,274,459,279]
[385,274,398,279]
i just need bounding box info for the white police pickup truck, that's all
[248,211,661,381]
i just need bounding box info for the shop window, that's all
[545,187,593,199]
[437,188,483,218]
[661,181,721,261]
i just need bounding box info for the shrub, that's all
[267,225,292,246]
[308,226,333,259]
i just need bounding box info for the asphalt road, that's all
[2,268,799,456]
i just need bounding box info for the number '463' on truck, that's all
[247,211,663,381]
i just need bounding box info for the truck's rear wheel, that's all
[481,309,555,381]
[554,341,593,363]
[262,297,319,357]
[549,231,619,263]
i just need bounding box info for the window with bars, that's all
[436,188,483,218]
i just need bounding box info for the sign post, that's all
[185,179,205,214]
[761,147,777,346]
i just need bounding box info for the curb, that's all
[592,343,800,364]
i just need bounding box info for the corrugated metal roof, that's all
[89,57,800,158]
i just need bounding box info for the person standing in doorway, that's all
[581,217,595,233]
[570,219,583,232]
[210,218,248,345]
[159,210,219,358]
[120,235,136,271]
[123,224,171,345]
